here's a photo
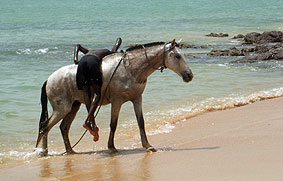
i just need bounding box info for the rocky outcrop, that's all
[179,43,209,49]
[230,43,283,63]
[206,33,229,37]
[208,47,254,56]
[232,34,245,39]
[208,31,283,63]
[233,31,283,44]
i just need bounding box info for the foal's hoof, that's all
[146,147,157,152]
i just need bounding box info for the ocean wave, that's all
[0,148,60,165]
[16,47,58,55]
[144,87,283,135]
[16,48,32,55]
[34,48,49,54]
[187,87,283,116]
[148,122,175,136]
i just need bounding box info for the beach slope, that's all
[1,98,282,180]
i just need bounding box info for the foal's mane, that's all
[126,42,165,52]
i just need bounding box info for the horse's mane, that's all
[126,42,165,52]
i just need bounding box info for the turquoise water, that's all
[1,0,283,166]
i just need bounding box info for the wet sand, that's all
[0,97,283,180]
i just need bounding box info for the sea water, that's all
[0,0,283,167]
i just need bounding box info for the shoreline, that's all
[0,97,282,180]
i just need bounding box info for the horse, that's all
[35,39,193,156]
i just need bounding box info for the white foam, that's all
[35,48,49,54]
[217,64,228,67]
[148,122,175,136]
[16,49,31,55]
[0,148,62,162]
[144,87,283,132]
[16,48,50,55]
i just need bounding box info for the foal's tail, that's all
[35,80,49,148]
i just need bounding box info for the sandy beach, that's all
[1,97,282,180]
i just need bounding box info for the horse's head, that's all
[164,39,193,82]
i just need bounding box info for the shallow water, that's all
[1,0,283,167]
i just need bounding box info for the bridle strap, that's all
[142,43,168,72]
[161,43,167,72]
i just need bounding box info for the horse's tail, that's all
[35,80,49,148]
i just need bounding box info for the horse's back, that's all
[46,64,84,105]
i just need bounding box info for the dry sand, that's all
[0,97,282,180]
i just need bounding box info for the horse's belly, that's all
[105,82,146,103]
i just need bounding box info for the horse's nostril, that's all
[189,72,194,80]
[181,70,193,82]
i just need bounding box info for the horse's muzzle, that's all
[181,70,193,82]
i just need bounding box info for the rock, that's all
[208,47,245,56]
[230,53,272,63]
[179,43,209,49]
[243,32,261,44]
[230,43,283,63]
[179,43,195,49]
[243,31,283,44]
[208,49,229,56]
[206,33,229,37]
[233,34,245,39]
[207,31,283,63]
[260,31,283,43]
[241,47,255,54]
[274,49,283,59]
[229,47,243,56]
[254,45,271,53]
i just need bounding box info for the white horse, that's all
[35,39,193,155]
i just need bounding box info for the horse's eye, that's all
[175,54,181,59]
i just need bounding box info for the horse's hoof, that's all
[146,147,157,152]
[66,150,77,155]
[109,148,118,155]
[39,150,48,157]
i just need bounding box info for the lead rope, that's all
[61,53,126,155]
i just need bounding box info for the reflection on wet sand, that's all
[37,148,154,180]
[40,159,51,178]
[36,145,220,180]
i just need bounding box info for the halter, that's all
[142,43,168,72]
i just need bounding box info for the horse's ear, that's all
[177,39,182,47]
[170,39,176,49]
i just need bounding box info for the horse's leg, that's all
[59,101,81,154]
[41,107,70,156]
[132,96,157,152]
[107,101,122,154]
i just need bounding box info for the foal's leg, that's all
[60,101,81,154]
[108,101,122,154]
[132,96,156,152]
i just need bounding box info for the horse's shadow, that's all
[49,146,220,158]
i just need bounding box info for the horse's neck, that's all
[127,46,164,83]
